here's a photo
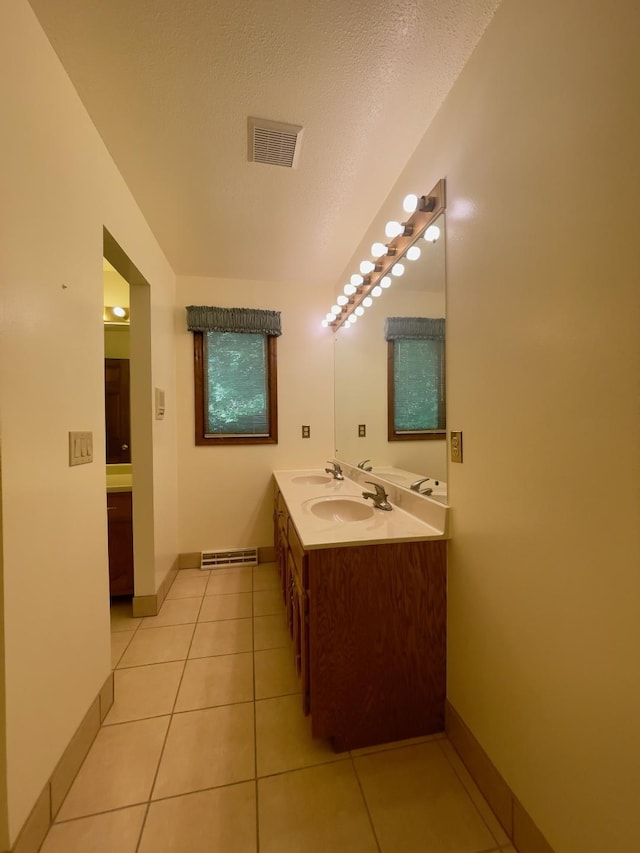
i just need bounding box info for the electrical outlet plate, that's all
[69,431,93,466]
[358,424,366,437]
[450,430,463,463]
[301,425,310,438]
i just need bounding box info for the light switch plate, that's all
[69,431,93,466]
[450,430,463,463]
[155,387,165,420]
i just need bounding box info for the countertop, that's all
[273,468,448,550]
[106,473,132,493]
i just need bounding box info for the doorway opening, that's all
[103,228,155,613]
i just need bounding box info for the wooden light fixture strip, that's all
[331,178,446,331]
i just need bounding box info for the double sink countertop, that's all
[274,464,449,551]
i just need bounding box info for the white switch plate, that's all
[155,387,165,420]
[69,431,93,466]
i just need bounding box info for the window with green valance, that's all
[187,306,281,445]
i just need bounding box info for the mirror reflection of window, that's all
[386,317,445,440]
[333,214,447,492]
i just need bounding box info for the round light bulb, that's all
[337,295,348,306]
[355,306,365,317]
[349,314,358,324]
[350,273,364,286]
[403,193,418,213]
[326,312,336,322]
[331,304,340,315]
[344,283,356,296]
[360,260,375,275]
[371,285,383,297]
[406,245,421,261]
[112,306,127,318]
[321,319,329,328]
[362,296,373,308]
[392,263,405,277]
[380,276,392,288]
[424,224,441,243]
[385,220,404,239]
[371,242,388,258]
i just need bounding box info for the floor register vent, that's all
[200,548,258,570]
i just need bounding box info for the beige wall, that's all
[0,0,178,843]
[340,1,640,849]
[176,277,334,552]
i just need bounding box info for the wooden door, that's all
[105,358,131,463]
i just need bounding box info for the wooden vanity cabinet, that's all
[107,490,134,596]
[274,489,310,712]
[273,486,446,752]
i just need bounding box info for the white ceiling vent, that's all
[248,117,303,168]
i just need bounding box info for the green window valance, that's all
[384,317,445,341]
[186,306,282,336]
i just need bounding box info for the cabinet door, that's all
[107,491,134,596]
[274,491,289,606]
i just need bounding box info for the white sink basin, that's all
[307,497,374,522]
[291,474,332,485]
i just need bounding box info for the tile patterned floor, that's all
[40,563,516,852]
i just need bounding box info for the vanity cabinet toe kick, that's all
[274,486,446,753]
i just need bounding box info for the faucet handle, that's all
[325,461,344,480]
[357,459,372,471]
[410,477,431,491]
[364,481,388,498]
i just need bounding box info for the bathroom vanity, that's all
[273,467,447,752]
[106,468,133,596]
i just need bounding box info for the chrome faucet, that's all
[410,477,433,495]
[357,459,372,471]
[362,482,392,511]
[325,461,344,480]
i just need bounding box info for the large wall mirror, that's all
[334,204,447,503]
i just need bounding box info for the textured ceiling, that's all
[28,0,501,284]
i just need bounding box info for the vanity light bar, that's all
[326,178,446,331]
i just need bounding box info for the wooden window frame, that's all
[387,340,446,442]
[193,331,278,445]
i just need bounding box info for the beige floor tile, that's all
[176,568,206,579]
[57,716,170,820]
[166,576,208,599]
[438,738,511,847]
[117,623,195,668]
[350,731,445,758]
[139,782,256,853]
[253,588,283,617]
[110,601,143,633]
[152,703,255,799]
[105,661,184,725]
[258,761,378,853]
[189,618,253,658]
[41,806,146,853]
[205,564,255,577]
[254,647,300,700]
[206,570,253,595]
[255,694,340,777]
[175,653,254,711]
[253,613,290,650]
[354,741,498,853]
[140,596,201,629]
[253,565,281,591]
[199,591,252,622]
[111,630,135,668]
